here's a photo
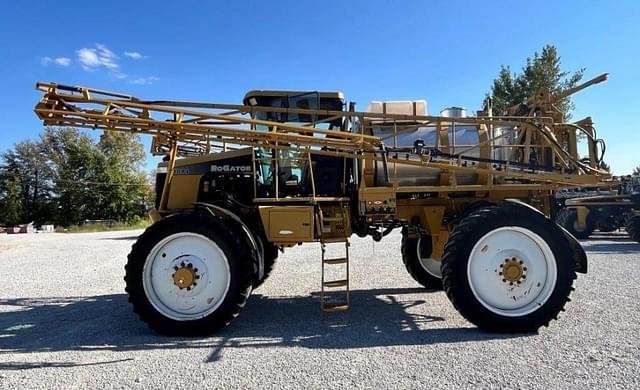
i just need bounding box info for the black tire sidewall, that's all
[557,208,594,239]
[126,212,254,335]
[442,205,576,332]
[401,229,443,290]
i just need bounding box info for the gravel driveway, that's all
[1,229,639,389]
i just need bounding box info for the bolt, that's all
[173,266,179,271]
[187,263,193,268]
[523,267,527,271]
[519,260,523,264]
[522,275,526,279]
[186,287,191,291]
[502,279,506,282]
[162,253,166,258]
[172,273,175,278]
[510,282,514,286]
[499,264,504,268]
[195,275,200,280]
[194,268,198,272]
[517,281,521,284]
[193,283,197,287]
[180,261,185,267]
[499,272,503,275]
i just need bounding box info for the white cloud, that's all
[42,44,159,85]
[124,51,144,59]
[54,57,71,66]
[77,44,120,71]
[130,76,159,85]
[41,56,71,67]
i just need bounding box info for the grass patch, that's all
[57,218,151,233]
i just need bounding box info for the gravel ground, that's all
[0,229,639,389]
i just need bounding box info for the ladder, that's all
[319,205,350,312]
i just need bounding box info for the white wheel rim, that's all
[417,237,442,278]
[467,226,557,317]
[143,232,231,321]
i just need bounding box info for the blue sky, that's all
[1,0,638,173]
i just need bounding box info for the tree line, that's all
[0,127,153,227]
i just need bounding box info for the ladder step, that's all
[323,257,348,265]
[323,279,348,288]
[322,303,349,312]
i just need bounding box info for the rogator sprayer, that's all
[34,74,611,335]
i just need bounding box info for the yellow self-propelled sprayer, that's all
[35,73,610,335]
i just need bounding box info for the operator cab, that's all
[243,90,349,198]
[243,90,345,129]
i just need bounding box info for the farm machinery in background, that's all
[555,174,640,241]
[34,73,611,336]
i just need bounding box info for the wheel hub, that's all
[172,262,200,290]
[500,257,527,285]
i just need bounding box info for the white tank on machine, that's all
[367,101,484,186]
[366,100,428,117]
[440,106,467,118]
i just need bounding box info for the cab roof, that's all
[243,90,344,105]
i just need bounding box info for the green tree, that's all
[0,139,54,224]
[633,165,640,175]
[489,45,584,120]
[0,177,23,226]
[42,127,108,226]
[97,132,150,222]
[1,127,153,227]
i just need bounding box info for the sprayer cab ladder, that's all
[319,207,350,312]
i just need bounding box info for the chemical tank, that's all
[367,102,514,186]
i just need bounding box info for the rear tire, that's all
[401,228,443,290]
[556,208,594,239]
[626,215,640,243]
[442,204,576,333]
[125,211,255,336]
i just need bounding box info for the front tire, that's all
[401,228,443,290]
[442,204,576,333]
[125,211,255,336]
